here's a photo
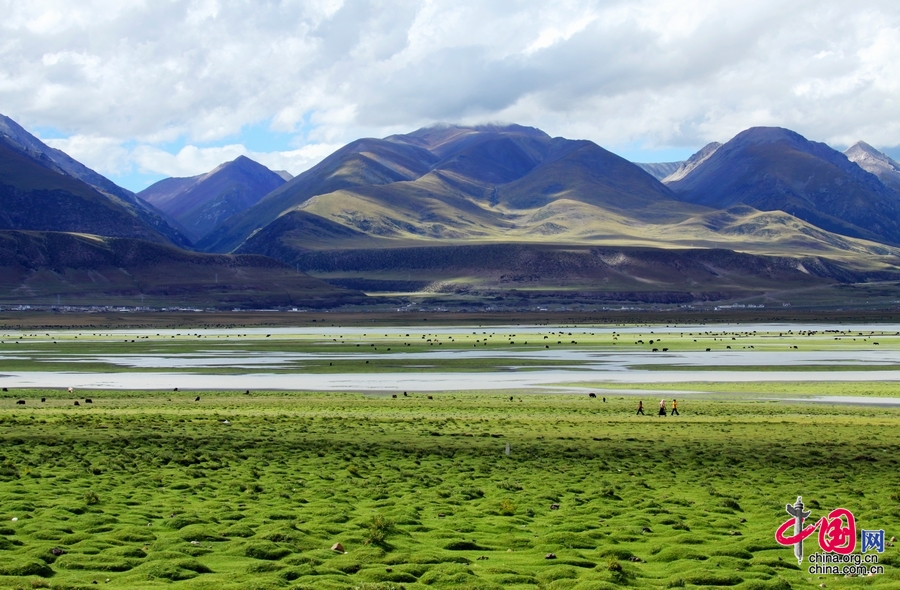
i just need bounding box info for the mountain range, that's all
[2,111,900,308]
[0,114,355,307]
[666,128,900,246]
[209,125,898,264]
[200,124,698,255]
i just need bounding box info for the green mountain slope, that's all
[230,126,897,272]
[213,125,900,304]
[197,138,438,253]
[225,126,699,253]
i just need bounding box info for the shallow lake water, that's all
[4,367,900,392]
[21,348,900,369]
[3,323,900,393]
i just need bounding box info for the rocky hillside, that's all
[845,141,900,194]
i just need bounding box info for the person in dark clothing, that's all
[671,398,679,416]
[636,400,644,415]
[658,399,667,416]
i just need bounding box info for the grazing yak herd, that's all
[12,392,93,405]
[8,388,609,405]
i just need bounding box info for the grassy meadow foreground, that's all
[1,390,899,590]
[1,322,899,589]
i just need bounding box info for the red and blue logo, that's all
[775,496,885,575]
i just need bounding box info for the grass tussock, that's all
[0,383,897,588]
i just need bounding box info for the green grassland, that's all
[561,380,900,399]
[1,390,899,590]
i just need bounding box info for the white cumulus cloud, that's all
[1,0,899,185]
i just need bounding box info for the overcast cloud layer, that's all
[2,0,899,190]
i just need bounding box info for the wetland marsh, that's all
[1,321,899,589]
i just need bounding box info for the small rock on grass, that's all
[331,542,344,552]
[545,553,556,559]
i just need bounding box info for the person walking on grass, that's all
[671,398,679,416]
[658,399,667,417]
[636,400,644,415]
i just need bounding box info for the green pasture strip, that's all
[0,392,898,589]
[626,364,900,373]
[559,381,900,398]
[4,327,900,351]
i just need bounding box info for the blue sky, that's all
[2,1,899,192]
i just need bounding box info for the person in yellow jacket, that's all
[671,398,679,416]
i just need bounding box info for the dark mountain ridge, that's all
[390,123,551,157]
[290,242,881,304]
[4,114,899,309]
[495,140,678,212]
[0,137,183,244]
[0,113,192,248]
[0,230,363,308]
[667,127,900,245]
[138,155,286,242]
